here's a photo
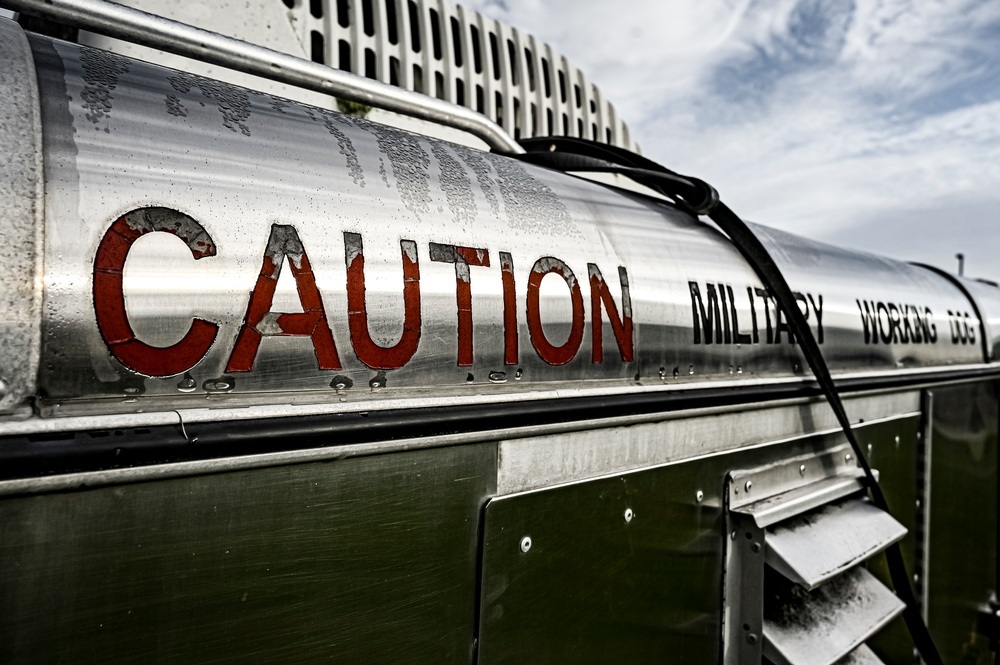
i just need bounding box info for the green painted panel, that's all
[927,382,998,664]
[479,460,724,664]
[0,443,496,664]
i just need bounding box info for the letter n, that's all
[227,224,341,372]
[590,264,633,363]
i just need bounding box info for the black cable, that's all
[513,138,945,665]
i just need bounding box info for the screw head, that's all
[744,480,753,492]
[845,453,853,462]
[798,464,806,475]
[624,508,634,523]
[751,542,762,553]
[747,633,758,645]
[519,536,532,553]
[695,490,704,503]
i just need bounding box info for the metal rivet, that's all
[519,536,532,553]
[747,633,758,645]
[695,490,704,503]
[751,542,762,553]
[624,508,634,523]
[798,464,806,475]
[744,480,752,492]
[845,453,853,462]
[894,435,900,444]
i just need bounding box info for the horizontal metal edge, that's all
[496,410,912,499]
[0,384,921,483]
[736,474,868,528]
[0,400,920,498]
[5,360,996,436]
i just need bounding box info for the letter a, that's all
[227,224,341,372]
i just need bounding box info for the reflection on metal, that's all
[766,499,906,590]
[763,567,904,665]
[2,0,523,153]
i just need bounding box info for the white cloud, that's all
[464,0,1000,280]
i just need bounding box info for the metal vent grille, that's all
[724,448,907,665]
[289,0,639,151]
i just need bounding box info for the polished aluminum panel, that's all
[21,34,986,415]
[0,19,43,415]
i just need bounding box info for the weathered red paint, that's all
[430,244,491,366]
[345,232,422,370]
[500,251,518,365]
[526,257,584,366]
[589,264,633,363]
[227,224,341,372]
[93,208,218,377]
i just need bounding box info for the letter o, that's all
[526,257,584,365]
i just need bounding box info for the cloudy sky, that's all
[465,0,1000,282]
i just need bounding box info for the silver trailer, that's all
[0,3,996,663]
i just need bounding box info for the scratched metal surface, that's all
[0,19,43,415]
[0,442,495,664]
[24,33,983,416]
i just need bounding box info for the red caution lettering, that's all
[345,232,422,370]
[589,264,633,363]
[500,252,518,365]
[93,208,218,377]
[227,225,341,372]
[429,243,490,366]
[526,257,584,366]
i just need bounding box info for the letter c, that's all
[93,207,218,377]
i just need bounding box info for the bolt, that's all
[798,464,806,475]
[519,536,532,553]
[747,633,758,645]
[624,508,634,523]
[695,490,704,503]
[744,480,752,493]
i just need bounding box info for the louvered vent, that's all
[724,447,907,665]
[286,0,639,151]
